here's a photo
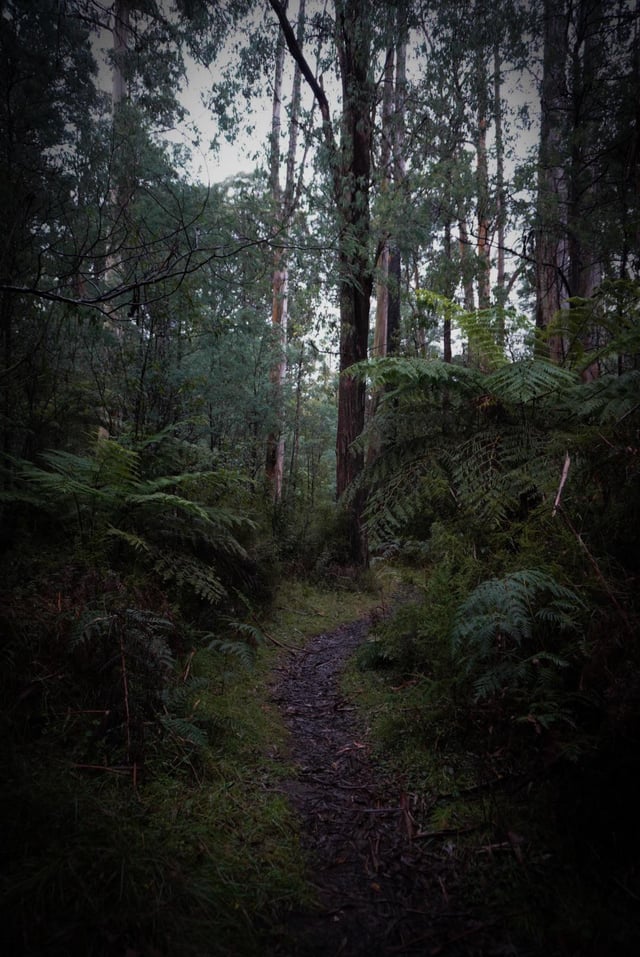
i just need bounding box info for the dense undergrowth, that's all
[325,322,640,954]
[346,567,640,954]
[341,342,640,955]
[0,428,385,957]
[1,559,384,956]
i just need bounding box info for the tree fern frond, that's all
[205,637,257,668]
[105,527,150,553]
[17,453,109,503]
[546,279,640,372]
[93,439,141,489]
[159,714,209,750]
[575,370,640,424]
[486,360,577,405]
[152,550,228,606]
[452,568,583,660]
[352,355,482,394]
[229,621,266,647]
[457,306,510,371]
[126,491,216,525]
[161,676,210,712]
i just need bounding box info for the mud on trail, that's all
[266,615,516,957]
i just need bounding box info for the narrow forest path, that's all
[266,614,515,957]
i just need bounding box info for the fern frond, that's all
[126,491,216,525]
[159,714,209,750]
[229,621,266,647]
[151,550,228,606]
[452,568,583,659]
[93,439,140,488]
[486,360,577,405]
[352,355,481,395]
[17,453,108,503]
[457,305,509,371]
[205,637,257,668]
[575,370,640,424]
[105,527,150,553]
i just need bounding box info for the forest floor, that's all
[265,612,522,957]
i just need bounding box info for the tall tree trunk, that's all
[476,107,491,313]
[106,0,133,295]
[494,42,506,348]
[268,0,374,564]
[474,0,491,316]
[372,45,394,361]
[388,0,407,358]
[287,345,304,500]
[535,0,569,365]
[458,210,476,314]
[568,0,603,381]
[334,0,373,565]
[265,7,288,501]
[443,221,453,364]
[112,0,130,110]
[265,0,306,501]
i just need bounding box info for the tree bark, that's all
[388,1,407,358]
[268,0,373,563]
[334,1,373,564]
[535,0,569,365]
[265,0,307,501]
[474,0,491,317]
[568,0,603,381]
[372,45,394,361]
[494,42,506,348]
[265,6,288,501]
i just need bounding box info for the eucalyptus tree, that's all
[371,0,409,363]
[534,0,640,375]
[265,0,308,503]
[393,0,533,363]
[267,0,383,563]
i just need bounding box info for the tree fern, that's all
[545,279,640,375]
[447,427,550,528]
[151,549,228,606]
[355,355,589,551]
[158,714,210,751]
[205,619,265,669]
[452,569,583,654]
[451,568,584,714]
[485,360,578,406]
[574,370,640,424]
[8,437,257,612]
[353,354,482,396]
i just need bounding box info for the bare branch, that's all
[266,0,336,155]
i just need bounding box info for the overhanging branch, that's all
[266,0,336,156]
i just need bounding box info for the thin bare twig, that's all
[552,451,571,516]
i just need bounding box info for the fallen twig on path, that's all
[262,628,300,652]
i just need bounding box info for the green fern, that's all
[574,370,640,424]
[485,360,578,406]
[158,714,209,751]
[151,549,228,606]
[353,354,481,395]
[206,638,257,668]
[356,355,586,549]
[545,279,640,374]
[452,569,583,653]
[8,437,257,613]
[205,619,264,668]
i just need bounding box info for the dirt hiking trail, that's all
[267,615,518,957]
